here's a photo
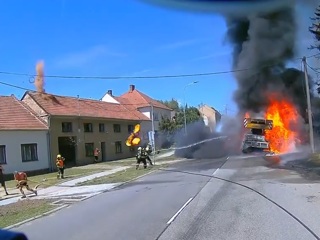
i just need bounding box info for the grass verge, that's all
[78,164,168,186]
[0,199,56,228]
[5,168,101,189]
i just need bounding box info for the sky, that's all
[0,0,318,116]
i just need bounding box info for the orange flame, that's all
[264,98,299,153]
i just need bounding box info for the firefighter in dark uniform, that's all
[136,147,147,169]
[145,143,153,166]
[0,165,9,195]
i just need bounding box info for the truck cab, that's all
[241,118,273,154]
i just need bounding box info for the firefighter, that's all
[145,143,153,166]
[94,148,100,163]
[0,165,9,195]
[13,171,38,199]
[56,154,65,179]
[136,147,147,170]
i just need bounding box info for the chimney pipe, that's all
[107,90,113,96]
[129,85,135,92]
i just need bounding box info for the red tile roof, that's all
[24,91,149,121]
[0,95,48,130]
[118,89,172,110]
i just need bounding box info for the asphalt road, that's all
[13,155,320,240]
[13,157,226,240]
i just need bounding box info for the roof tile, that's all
[0,95,48,130]
[26,91,149,121]
[119,89,172,110]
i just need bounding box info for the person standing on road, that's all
[94,148,100,163]
[0,164,9,195]
[13,171,38,198]
[56,154,65,179]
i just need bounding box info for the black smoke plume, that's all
[226,6,313,120]
[174,3,317,159]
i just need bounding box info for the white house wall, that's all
[101,94,120,104]
[0,130,49,174]
[138,106,172,131]
[138,107,151,119]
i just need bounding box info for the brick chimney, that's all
[129,84,135,92]
[107,90,113,96]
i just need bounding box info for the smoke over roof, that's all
[226,4,313,119]
[35,61,45,93]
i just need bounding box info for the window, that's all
[21,144,38,162]
[115,141,122,153]
[99,123,105,132]
[62,122,72,132]
[85,143,94,157]
[128,124,134,133]
[113,124,121,133]
[153,112,159,121]
[84,123,93,132]
[0,145,6,164]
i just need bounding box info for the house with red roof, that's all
[101,85,174,144]
[0,95,49,174]
[22,91,148,168]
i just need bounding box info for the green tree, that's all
[159,106,202,133]
[158,98,180,111]
[309,5,320,51]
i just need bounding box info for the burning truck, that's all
[241,117,273,154]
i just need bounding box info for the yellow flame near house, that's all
[126,124,141,146]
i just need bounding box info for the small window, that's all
[0,145,6,164]
[85,143,94,157]
[128,124,134,133]
[115,141,122,154]
[153,112,159,121]
[21,144,38,162]
[62,122,72,132]
[113,124,121,133]
[84,123,93,132]
[99,123,105,132]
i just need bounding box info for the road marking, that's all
[212,156,229,176]
[167,197,193,225]
[212,167,220,176]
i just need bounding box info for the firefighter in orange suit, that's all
[13,171,38,198]
[56,154,65,179]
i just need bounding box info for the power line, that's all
[0,81,32,91]
[0,53,319,81]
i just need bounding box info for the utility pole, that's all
[302,56,315,154]
[225,104,228,116]
[150,102,156,165]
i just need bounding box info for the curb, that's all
[112,158,187,189]
[4,204,68,230]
